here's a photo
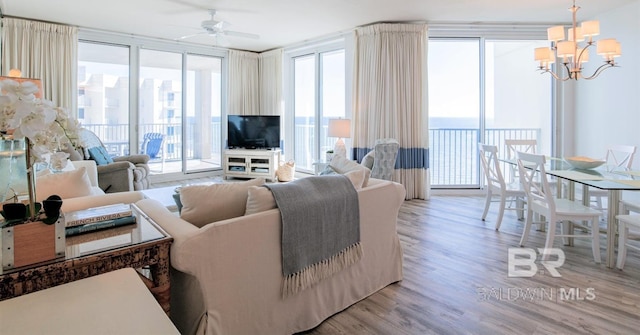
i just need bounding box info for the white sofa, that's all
[135,178,406,335]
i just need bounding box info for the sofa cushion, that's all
[245,186,277,215]
[88,146,114,165]
[180,178,265,227]
[329,155,371,187]
[36,167,94,202]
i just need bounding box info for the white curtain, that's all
[258,49,283,116]
[229,50,259,115]
[1,17,77,110]
[352,23,430,200]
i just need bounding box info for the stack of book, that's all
[64,203,136,236]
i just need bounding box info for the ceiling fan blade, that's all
[223,30,260,39]
[176,31,209,40]
[215,34,231,47]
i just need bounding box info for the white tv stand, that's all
[223,149,281,182]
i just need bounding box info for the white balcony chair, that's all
[590,145,637,210]
[479,143,526,230]
[517,151,602,263]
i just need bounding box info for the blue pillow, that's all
[88,147,114,165]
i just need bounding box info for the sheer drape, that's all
[258,49,283,116]
[1,17,77,110]
[352,23,430,199]
[229,50,259,115]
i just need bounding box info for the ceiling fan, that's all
[177,9,259,46]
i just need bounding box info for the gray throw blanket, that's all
[265,175,362,297]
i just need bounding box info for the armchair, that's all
[66,128,151,193]
[360,138,400,181]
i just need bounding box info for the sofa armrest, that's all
[135,199,200,272]
[114,154,150,165]
[61,191,145,213]
[97,162,135,193]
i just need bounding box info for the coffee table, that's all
[0,204,173,314]
[0,268,178,334]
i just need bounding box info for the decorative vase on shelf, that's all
[0,138,28,203]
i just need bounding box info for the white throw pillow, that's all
[36,167,93,202]
[180,178,265,227]
[361,150,375,169]
[329,155,371,187]
[245,186,277,215]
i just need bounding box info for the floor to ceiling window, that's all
[290,47,346,172]
[77,42,130,157]
[139,49,183,174]
[78,32,226,178]
[185,55,223,173]
[428,37,552,188]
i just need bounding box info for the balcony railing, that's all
[429,128,541,186]
[83,123,539,186]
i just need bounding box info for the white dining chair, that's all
[615,214,640,269]
[517,151,602,263]
[591,145,637,210]
[479,143,526,230]
[504,139,538,186]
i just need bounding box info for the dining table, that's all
[502,157,640,268]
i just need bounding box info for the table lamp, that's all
[328,118,350,158]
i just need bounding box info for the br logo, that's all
[507,248,565,277]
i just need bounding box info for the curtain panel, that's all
[1,17,77,110]
[258,49,283,116]
[229,50,259,115]
[352,23,430,199]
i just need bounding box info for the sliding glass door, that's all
[139,49,183,174]
[185,55,223,173]
[292,49,346,172]
[428,38,552,188]
[77,42,130,157]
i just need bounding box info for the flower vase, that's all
[0,138,28,204]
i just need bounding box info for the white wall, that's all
[573,1,640,164]
[573,1,640,202]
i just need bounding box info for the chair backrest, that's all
[605,145,636,169]
[479,143,506,191]
[371,138,400,181]
[505,139,537,184]
[517,151,554,213]
[142,133,164,159]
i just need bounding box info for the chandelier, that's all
[534,0,621,81]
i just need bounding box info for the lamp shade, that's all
[328,119,351,138]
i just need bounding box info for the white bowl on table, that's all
[564,156,606,170]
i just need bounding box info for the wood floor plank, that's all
[300,196,640,335]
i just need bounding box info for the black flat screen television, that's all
[227,115,281,149]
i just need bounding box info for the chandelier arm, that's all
[539,68,570,81]
[581,63,616,80]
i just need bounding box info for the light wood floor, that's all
[300,196,640,335]
[151,178,640,334]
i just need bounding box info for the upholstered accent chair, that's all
[66,128,151,193]
[361,138,400,181]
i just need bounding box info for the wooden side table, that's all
[0,204,173,314]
